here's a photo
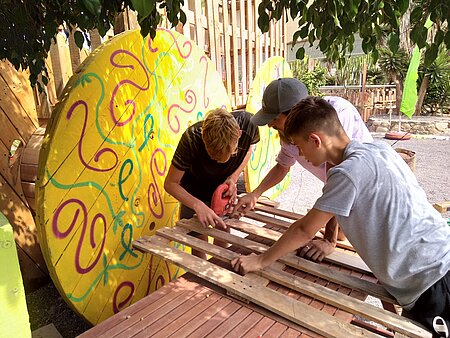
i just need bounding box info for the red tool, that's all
[211,183,232,216]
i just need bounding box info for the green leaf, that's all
[410,7,422,24]
[410,24,428,49]
[296,47,305,59]
[74,31,84,49]
[434,29,444,46]
[387,32,400,53]
[396,0,409,14]
[424,44,439,66]
[131,0,156,19]
[82,0,101,16]
[299,25,309,39]
[257,12,270,33]
[445,30,450,49]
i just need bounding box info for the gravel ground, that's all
[277,135,450,219]
[26,135,450,337]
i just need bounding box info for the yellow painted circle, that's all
[36,29,230,324]
[245,56,292,198]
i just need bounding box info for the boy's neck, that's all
[323,134,350,166]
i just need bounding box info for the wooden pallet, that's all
[434,201,450,214]
[133,207,431,338]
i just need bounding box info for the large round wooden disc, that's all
[35,29,231,324]
[244,56,292,198]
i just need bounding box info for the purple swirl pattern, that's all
[160,28,192,59]
[167,89,197,133]
[109,50,150,126]
[147,148,167,219]
[52,199,107,274]
[66,101,118,172]
[200,56,210,109]
[113,281,135,314]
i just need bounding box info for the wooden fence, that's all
[38,1,287,118]
[320,85,397,122]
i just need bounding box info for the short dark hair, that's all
[284,96,344,141]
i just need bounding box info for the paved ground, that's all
[27,135,450,337]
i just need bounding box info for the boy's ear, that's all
[309,133,322,147]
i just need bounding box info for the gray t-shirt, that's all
[314,140,450,309]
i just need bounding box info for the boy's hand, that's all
[193,201,227,230]
[231,253,264,275]
[222,177,237,204]
[297,239,335,262]
[232,192,259,217]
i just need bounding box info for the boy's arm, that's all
[231,208,333,274]
[234,163,290,215]
[164,165,226,229]
[223,145,254,201]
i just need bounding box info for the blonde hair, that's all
[202,108,240,162]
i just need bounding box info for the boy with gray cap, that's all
[234,78,373,262]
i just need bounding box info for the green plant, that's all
[257,0,448,66]
[289,58,327,96]
[419,46,450,114]
[0,0,185,89]
[378,48,409,83]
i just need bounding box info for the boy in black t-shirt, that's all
[164,108,259,258]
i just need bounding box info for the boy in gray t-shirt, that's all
[231,96,450,335]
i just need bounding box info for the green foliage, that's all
[419,46,450,114]
[258,0,448,66]
[0,0,186,89]
[378,47,409,82]
[289,58,327,96]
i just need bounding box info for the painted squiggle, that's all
[200,56,210,109]
[109,50,150,126]
[160,28,192,59]
[66,100,118,172]
[113,281,135,314]
[167,89,197,133]
[147,148,167,219]
[52,199,106,274]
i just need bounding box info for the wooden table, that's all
[80,205,431,337]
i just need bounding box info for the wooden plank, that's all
[230,0,239,107]
[177,219,396,303]
[0,76,37,143]
[206,0,216,67]
[156,227,427,337]
[152,227,429,337]
[212,0,222,77]
[254,0,261,72]
[0,60,39,128]
[246,0,254,89]
[229,217,370,274]
[193,0,205,50]
[254,204,302,220]
[434,201,450,213]
[0,175,44,264]
[222,0,232,100]
[239,0,247,103]
[0,140,26,207]
[133,236,378,338]
[256,198,280,208]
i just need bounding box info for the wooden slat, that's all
[230,0,239,107]
[152,227,430,338]
[254,0,261,72]
[133,236,378,338]
[256,198,280,208]
[250,207,355,251]
[434,201,450,213]
[239,0,247,103]
[246,0,254,89]
[206,0,216,70]
[221,0,232,100]
[193,0,205,49]
[0,60,39,129]
[177,219,396,304]
[228,217,370,274]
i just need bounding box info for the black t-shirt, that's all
[171,110,260,203]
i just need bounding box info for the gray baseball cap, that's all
[251,78,308,126]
